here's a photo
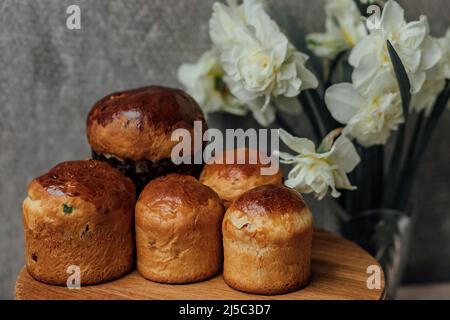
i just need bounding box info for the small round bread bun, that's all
[87,86,207,192]
[222,185,313,295]
[22,160,136,285]
[199,148,283,208]
[135,174,224,283]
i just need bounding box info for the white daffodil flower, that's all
[177,49,246,116]
[325,73,404,147]
[276,129,360,200]
[306,0,367,59]
[349,0,442,95]
[209,0,318,121]
[412,29,450,114]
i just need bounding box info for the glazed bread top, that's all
[137,173,222,215]
[199,148,283,203]
[136,174,224,250]
[27,160,136,215]
[87,86,207,162]
[223,185,313,244]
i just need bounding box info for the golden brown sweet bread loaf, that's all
[199,148,283,208]
[86,86,207,191]
[135,174,224,284]
[222,184,313,295]
[22,160,135,285]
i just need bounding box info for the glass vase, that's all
[335,206,413,299]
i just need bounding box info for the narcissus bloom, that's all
[325,74,404,147]
[306,0,367,59]
[349,0,442,95]
[276,129,360,200]
[209,0,318,125]
[177,49,246,116]
[412,29,450,114]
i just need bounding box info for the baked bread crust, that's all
[199,148,283,207]
[135,174,224,283]
[222,185,313,295]
[86,86,207,162]
[22,160,136,285]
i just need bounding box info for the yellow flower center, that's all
[340,27,355,47]
[250,52,272,70]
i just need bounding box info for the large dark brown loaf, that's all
[22,160,136,285]
[86,86,207,190]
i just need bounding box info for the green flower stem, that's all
[298,91,324,143]
[409,112,426,161]
[351,145,384,213]
[353,144,366,214]
[306,89,340,134]
[383,124,405,208]
[326,51,348,88]
[274,111,298,137]
[413,81,450,161]
[344,186,356,215]
[396,81,450,210]
[369,146,384,210]
[392,112,425,210]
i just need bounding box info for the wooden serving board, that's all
[15,230,385,300]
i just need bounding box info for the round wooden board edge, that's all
[15,230,385,300]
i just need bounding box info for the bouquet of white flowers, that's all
[178,0,450,296]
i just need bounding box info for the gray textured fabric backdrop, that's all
[1,0,449,299]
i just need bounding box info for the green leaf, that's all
[383,41,412,208]
[387,40,411,117]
